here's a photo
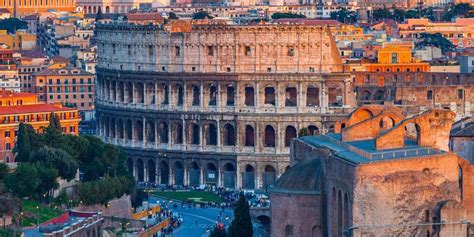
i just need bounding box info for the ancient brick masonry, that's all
[270,105,474,237]
[94,21,356,189]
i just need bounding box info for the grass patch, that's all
[0,228,19,237]
[20,200,63,227]
[153,191,224,204]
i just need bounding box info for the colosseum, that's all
[94,20,356,189]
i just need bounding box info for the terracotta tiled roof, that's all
[0,8,11,14]
[34,67,93,76]
[126,12,164,22]
[0,90,36,98]
[0,104,75,115]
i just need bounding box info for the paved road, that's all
[149,196,234,237]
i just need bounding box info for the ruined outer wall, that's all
[95,23,344,74]
[353,153,462,236]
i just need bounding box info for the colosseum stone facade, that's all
[94,21,356,189]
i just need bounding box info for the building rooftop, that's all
[300,134,445,165]
[0,90,36,98]
[271,157,323,194]
[34,66,93,76]
[0,104,75,115]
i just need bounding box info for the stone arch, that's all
[373,90,384,101]
[160,83,169,105]
[344,193,350,231]
[349,108,373,126]
[172,122,183,144]
[187,123,200,145]
[404,122,421,145]
[174,161,184,186]
[223,163,236,189]
[243,164,255,189]
[134,120,143,141]
[105,5,110,13]
[205,163,218,185]
[209,84,217,106]
[306,86,320,107]
[361,90,371,100]
[379,116,395,131]
[158,121,169,143]
[146,82,155,105]
[257,215,271,237]
[285,125,297,147]
[192,85,200,106]
[264,125,276,147]
[146,120,155,142]
[245,86,255,106]
[135,82,144,104]
[118,81,124,102]
[125,119,132,140]
[328,86,343,106]
[308,125,319,135]
[125,82,133,103]
[188,161,200,186]
[159,160,169,185]
[147,159,156,183]
[263,165,276,189]
[285,86,297,107]
[110,118,116,138]
[226,85,235,106]
[245,125,255,147]
[205,123,218,145]
[264,86,276,105]
[176,85,184,106]
[136,159,144,182]
[223,123,236,146]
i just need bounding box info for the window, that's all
[149,45,153,56]
[48,79,52,84]
[245,46,251,56]
[207,46,214,56]
[427,90,433,100]
[4,131,10,138]
[391,53,397,63]
[285,225,293,237]
[287,47,295,56]
[5,143,11,151]
[458,89,464,99]
[175,46,180,56]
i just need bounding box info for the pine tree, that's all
[14,123,31,162]
[228,194,253,237]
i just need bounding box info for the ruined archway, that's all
[174,161,184,186]
[307,86,320,107]
[136,159,144,182]
[188,162,200,186]
[245,125,255,147]
[223,163,236,189]
[158,122,169,143]
[285,125,297,147]
[404,122,421,146]
[160,161,169,185]
[206,163,218,185]
[263,165,276,189]
[264,125,276,147]
[172,122,183,144]
[223,124,236,146]
[188,123,200,145]
[264,87,276,105]
[206,123,218,145]
[243,165,255,189]
[147,159,156,183]
[134,120,143,141]
[245,86,255,106]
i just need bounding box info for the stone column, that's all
[255,82,259,109]
[155,82,159,109]
[200,83,204,109]
[132,83,136,104]
[169,163,175,185]
[216,83,221,110]
[182,119,186,145]
[217,120,221,147]
[183,164,188,186]
[183,83,187,110]
[143,83,147,105]
[144,163,148,182]
[199,121,203,146]
[298,82,303,112]
[143,117,147,147]
[155,120,159,148]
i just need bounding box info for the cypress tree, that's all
[95,7,103,21]
[14,123,31,162]
[48,112,61,133]
[228,194,253,237]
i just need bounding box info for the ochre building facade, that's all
[94,21,356,189]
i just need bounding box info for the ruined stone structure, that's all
[354,71,474,119]
[270,105,474,237]
[94,20,356,189]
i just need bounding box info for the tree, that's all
[417,33,455,53]
[372,7,392,21]
[29,146,78,181]
[271,12,306,19]
[48,112,61,133]
[4,163,39,198]
[228,194,253,237]
[0,163,8,180]
[0,18,27,34]
[35,164,59,198]
[443,3,473,21]
[14,123,32,162]
[193,11,213,19]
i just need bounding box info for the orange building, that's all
[363,43,430,73]
[0,91,80,163]
[0,0,76,17]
